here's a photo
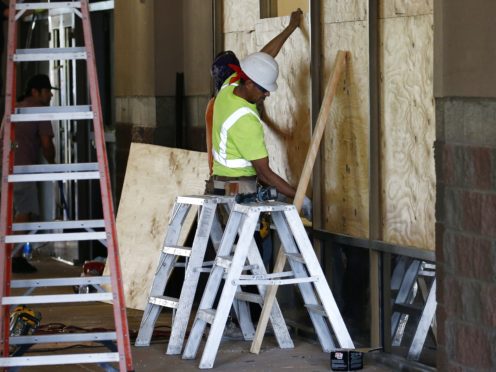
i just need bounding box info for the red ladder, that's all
[0,1,133,370]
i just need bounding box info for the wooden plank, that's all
[380,0,433,18]
[251,51,349,354]
[322,20,370,238]
[105,143,209,310]
[380,14,435,250]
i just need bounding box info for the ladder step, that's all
[176,195,233,206]
[13,218,105,232]
[197,309,216,324]
[418,270,435,277]
[163,245,192,257]
[393,303,424,316]
[285,252,305,263]
[11,276,111,288]
[235,275,319,286]
[10,162,100,182]
[149,296,179,309]
[304,304,327,317]
[14,47,87,62]
[234,291,263,304]
[11,105,93,121]
[2,293,113,305]
[5,232,107,244]
[0,353,120,367]
[16,2,82,11]
[10,332,117,345]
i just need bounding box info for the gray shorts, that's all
[14,182,39,216]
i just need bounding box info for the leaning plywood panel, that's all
[255,14,311,185]
[380,14,435,250]
[323,0,367,23]
[110,143,209,310]
[380,0,433,18]
[223,0,259,33]
[322,21,370,238]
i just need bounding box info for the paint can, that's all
[330,349,363,371]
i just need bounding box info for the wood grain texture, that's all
[223,0,259,32]
[323,0,368,23]
[108,143,209,310]
[380,14,435,250]
[224,31,257,60]
[380,0,433,18]
[321,21,370,238]
[255,15,312,187]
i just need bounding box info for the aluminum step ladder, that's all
[391,257,437,360]
[135,195,292,356]
[0,1,133,371]
[182,201,354,369]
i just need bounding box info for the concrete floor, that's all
[8,256,431,371]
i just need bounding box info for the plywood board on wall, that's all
[224,32,257,60]
[380,14,435,250]
[321,20,370,238]
[323,0,367,23]
[108,143,209,310]
[255,15,311,186]
[380,0,433,18]
[223,0,259,32]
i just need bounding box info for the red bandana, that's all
[228,63,249,84]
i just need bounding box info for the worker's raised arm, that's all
[251,157,296,198]
[260,8,303,58]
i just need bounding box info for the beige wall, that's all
[434,0,496,97]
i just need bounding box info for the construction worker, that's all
[205,8,303,177]
[11,74,56,273]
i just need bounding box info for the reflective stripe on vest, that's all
[213,106,261,169]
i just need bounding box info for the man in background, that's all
[11,74,56,273]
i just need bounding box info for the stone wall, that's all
[436,98,496,370]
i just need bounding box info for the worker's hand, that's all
[288,8,303,31]
[301,196,312,221]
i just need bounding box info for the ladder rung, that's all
[235,275,319,286]
[10,332,117,345]
[197,309,216,324]
[2,293,113,305]
[13,219,105,232]
[235,291,263,304]
[8,172,100,183]
[16,2,82,11]
[418,270,435,277]
[14,47,87,62]
[149,296,179,309]
[0,353,119,367]
[11,105,93,121]
[285,253,305,263]
[11,276,111,288]
[393,303,423,316]
[304,304,327,317]
[5,232,107,243]
[13,162,99,174]
[163,245,192,257]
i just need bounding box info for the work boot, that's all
[12,257,37,273]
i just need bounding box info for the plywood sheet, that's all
[255,15,312,186]
[223,0,259,32]
[380,0,433,18]
[321,21,370,238]
[109,143,209,310]
[380,14,435,250]
[323,0,367,23]
[224,31,257,59]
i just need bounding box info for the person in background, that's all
[11,74,56,273]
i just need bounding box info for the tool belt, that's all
[205,175,257,196]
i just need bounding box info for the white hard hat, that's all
[240,52,279,92]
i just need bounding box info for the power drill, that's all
[235,186,278,204]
